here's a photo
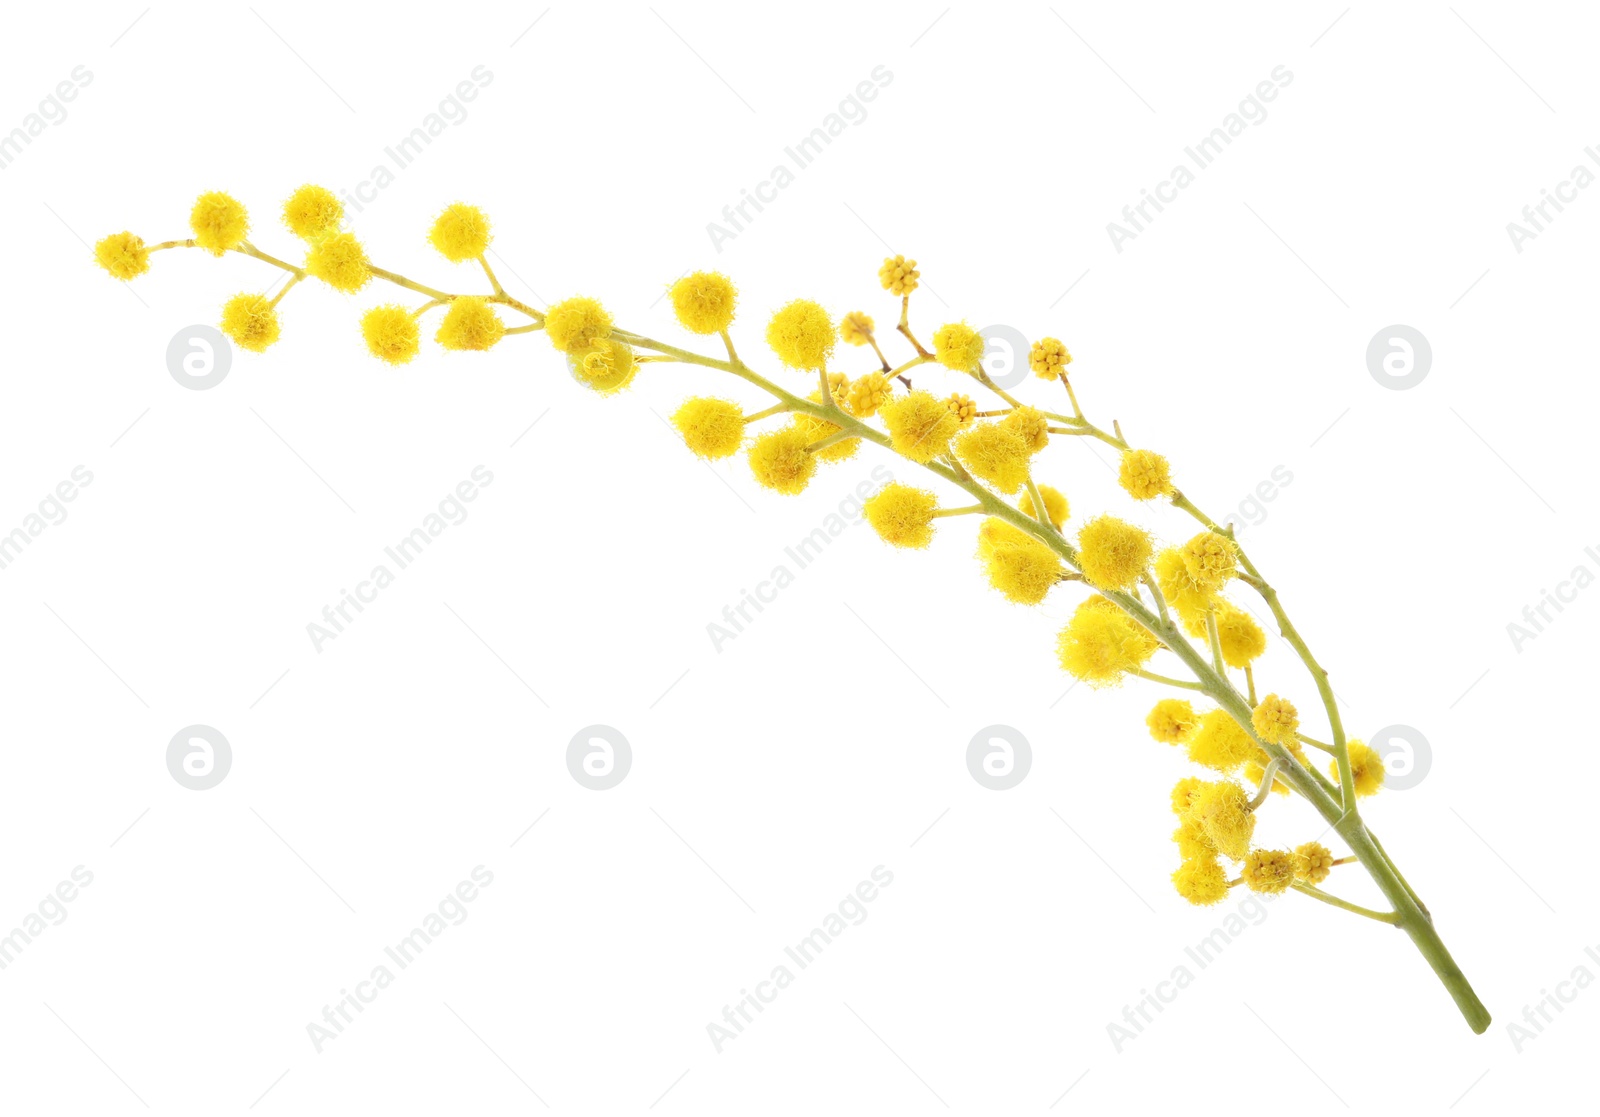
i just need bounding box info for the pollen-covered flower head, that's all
[954,422,1032,494]
[669,271,738,335]
[305,231,371,293]
[1154,547,1214,637]
[1119,448,1174,501]
[360,305,420,365]
[1171,776,1206,816]
[880,390,960,463]
[282,184,342,240]
[1293,841,1336,885]
[748,424,817,495]
[864,483,939,549]
[1241,849,1296,894]
[569,338,637,394]
[1251,694,1299,745]
[190,190,249,255]
[94,232,149,280]
[1181,530,1238,592]
[766,299,836,370]
[878,254,919,296]
[219,293,280,353]
[1172,855,1230,906]
[1001,405,1049,453]
[1186,709,1255,773]
[428,202,492,262]
[1147,698,1198,745]
[845,372,892,418]
[545,296,613,354]
[946,393,977,426]
[1173,818,1215,861]
[979,518,1066,605]
[1216,602,1267,667]
[839,310,874,346]
[1191,780,1255,861]
[1018,483,1069,530]
[1336,740,1387,797]
[436,296,506,352]
[672,397,745,459]
[826,371,851,408]
[1056,595,1158,684]
[1076,514,1153,591]
[932,322,986,373]
[794,397,858,462]
[1030,336,1071,378]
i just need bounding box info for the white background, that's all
[1,1,1594,1112]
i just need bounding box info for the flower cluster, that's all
[92,190,1487,1035]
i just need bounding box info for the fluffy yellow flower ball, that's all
[1172,855,1230,906]
[1029,336,1071,378]
[793,399,858,463]
[305,231,371,293]
[932,322,986,373]
[1216,603,1267,667]
[428,202,492,262]
[880,390,960,463]
[979,518,1066,605]
[1186,709,1255,773]
[360,305,420,365]
[1018,483,1069,530]
[435,296,505,351]
[1055,595,1157,684]
[1191,781,1255,861]
[190,190,249,255]
[1171,776,1206,816]
[1001,405,1049,453]
[282,184,342,239]
[946,393,977,426]
[1294,841,1336,885]
[672,397,745,459]
[1119,448,1174,501]
[545,296,613,353]
[954,422,1032,494]
[94,232,149,280]
[669,271,738,335]
[1076,514,1152,591]
[570,338,637,394]
[845,372,892,418]
[1335,740,1387,797]
[1173,818,1215,861]
[219,293,280,353]
[864,483,939,549]
[1147,698,1198,744]
[748,425,816,494]
[766,299,836,370]
[878,254,919,296]
[1154,547,1214,637]
[1182,530,1238,592]
[1251,694,1299,745]
[839,310,874,346]
[1241,849,1296,894]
